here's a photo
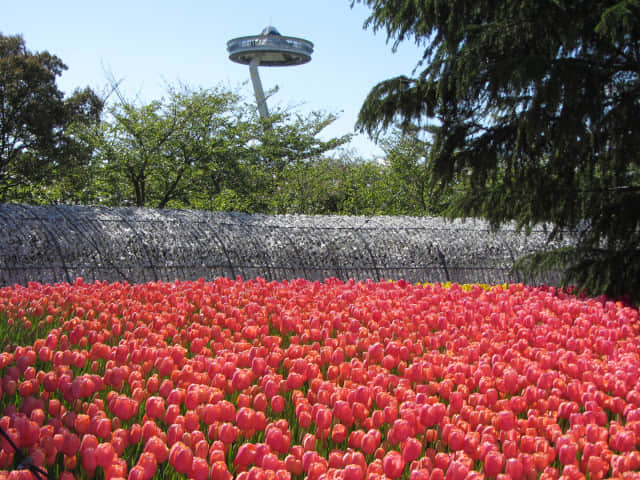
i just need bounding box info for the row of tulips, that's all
[0,277,639,480]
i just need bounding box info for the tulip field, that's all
[1,278,640,480]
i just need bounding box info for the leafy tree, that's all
[0,33,103,203]
[378,128,467,216]
[353,0,640,300]
[265,156,349,214]
[271,153,388,215]
[338,157,390,215]
[86,85,350,211]
[243,109,352,213]
[378,131,429,215]
[85,85,248,208]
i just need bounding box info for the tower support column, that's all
[249,57,269,119]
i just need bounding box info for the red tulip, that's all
[74,414,90,434]
[505,457,524,480]
[105,458,127,480]
[434,452,450,471]
[235,443,257,469]
[141,420,160,443]
[307,460,328,480]
[445,461,470,480]
[402,437,422,463]
[270,395,285,414]
[409,469,430,480]
[236,407,256,432]
[193,439,209,459]
[284,454,302,475]
[128,465,147,480]
[167,423,185,446]
[164,404,181,425]
[297,409,312,429]
[200,403,218,425]
[314,407,332,430]
[557,443,578,466]
[218,423,239,445]
[344,464,365,480]
[261,452,283,471]
[80,447,97,474]
[447,427,465,451]
[483,451,505,478]
[136,452,157,480]
[95,442,116,469]
[348,429,364,450]
[265,427,285,453]
[145,396,165,420]
[329,423,346,444]
[184,410,200,433]
[614,430,636,452]
[232,369,252,391]
[382,451,405,480]
[144,436,169,463]
[209,446,226,465]
[494,410,516,431]
[95,416,112,440]
[253,393,268,412]
[191,456,211,480]
[168,441,193,475]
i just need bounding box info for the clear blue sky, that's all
[2,1,425,159]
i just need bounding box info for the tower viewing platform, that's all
[227,26,313,66]
[227,26,313,119]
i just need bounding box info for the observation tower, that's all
[227,26,314,119]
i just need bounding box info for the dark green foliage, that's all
[379,128,466,216]
[268,154,408,216]
[0,33,103,203]
[335,158,390,215]
[353,0,640,301]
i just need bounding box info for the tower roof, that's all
[261,25,281,36]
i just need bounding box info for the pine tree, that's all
[353,0,640,300]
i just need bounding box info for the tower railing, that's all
[227,36,313,59]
